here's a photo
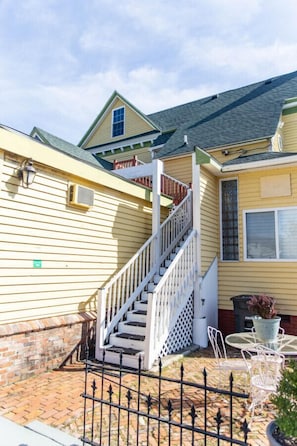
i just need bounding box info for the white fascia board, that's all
[283,100,297,110]
[86,132,160,154]
[113,162,157,179]
[0,126,171,206]
[222,155,297,172]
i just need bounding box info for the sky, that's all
[1,0,297,145]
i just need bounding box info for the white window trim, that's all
[219,177,239,262]
[243,205,297,261]
[111,106,125,138]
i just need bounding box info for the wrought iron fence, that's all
[81,353,250,446]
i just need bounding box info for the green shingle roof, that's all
[223,151,297,166]
[149,70,297,159]
[30,127,113,170]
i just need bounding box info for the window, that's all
[112,107,125,137]
[245,208,297,260]
[220,179,239,260]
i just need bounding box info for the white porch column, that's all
[192,150,208,347]
[152,159,163,267]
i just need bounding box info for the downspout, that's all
[192,148,208,347]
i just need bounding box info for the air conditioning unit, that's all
[68,184,94,209]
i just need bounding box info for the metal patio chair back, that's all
[207,326,249,388]
[242,344,285,422]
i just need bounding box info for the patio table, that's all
[225,331,297,356]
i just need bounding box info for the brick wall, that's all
[0,312,96,386]
[218,309,297,337]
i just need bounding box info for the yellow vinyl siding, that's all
[219,166,297,315]
[163,156,219,275]
[219,262,297,315]
[210,140,270,164]
[85,98,155,148]
[200,167,219,274]
[0,155,157,325]
[282,112,297,152]
[163,155,192,184]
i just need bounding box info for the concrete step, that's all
[135,300,148,311]
[97,346,143,369]
[109,332,145,350]
[159,266,166,276]
[0,416,82,446]
[118,320,146,335]
[26,420,83,445]
[127,309,147,323]
[147,282,155,292]
[153,274,162,284]
[141,290,149,300]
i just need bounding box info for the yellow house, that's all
[2,70,297,383]
[78,70,297,355]
[0,125,171,384]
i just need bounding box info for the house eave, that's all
[207,137,271,154]
[85,131,160,155]
[222,155,297,172]
[0,125,171,207]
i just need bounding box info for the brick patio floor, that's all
[0,346,275,445]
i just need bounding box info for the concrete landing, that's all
[0,416,82,446]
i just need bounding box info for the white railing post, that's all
[152,159,163,268]
[95,288,106,359]
[144,291,157,369]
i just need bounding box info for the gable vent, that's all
[68,184,94,209]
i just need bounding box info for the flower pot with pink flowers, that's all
[247,294,281,343]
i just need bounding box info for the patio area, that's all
[0,345,276,445]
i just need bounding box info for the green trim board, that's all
[195,147,211,165]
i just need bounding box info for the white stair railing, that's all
[144,230,198,369]
[96,189,193,351]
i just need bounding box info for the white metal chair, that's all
[207,326,250,387]
[241,344,285,423]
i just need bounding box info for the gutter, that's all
[222,154,297,172]
[0,125,171,207]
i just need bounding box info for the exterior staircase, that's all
[96,163,198,370]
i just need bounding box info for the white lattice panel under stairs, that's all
[159,294,194,357]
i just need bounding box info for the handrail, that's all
[113,156,144,169]
[144,230,198,369]
[134,173,189,205]
[97,189,193,348]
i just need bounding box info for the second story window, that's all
[112,107,125,137]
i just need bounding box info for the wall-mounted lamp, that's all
[18,159,36,187]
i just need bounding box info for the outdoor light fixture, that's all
[18,159,36,187]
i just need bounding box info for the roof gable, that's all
[30,127,113,170]
[78,91,160,149]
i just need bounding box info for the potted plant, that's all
[247,294,281,342]
[267,359,297,445]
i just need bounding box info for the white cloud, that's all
[1,0,297,144]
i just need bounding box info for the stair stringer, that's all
[144,229,198,370]
[96,190,193,366]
